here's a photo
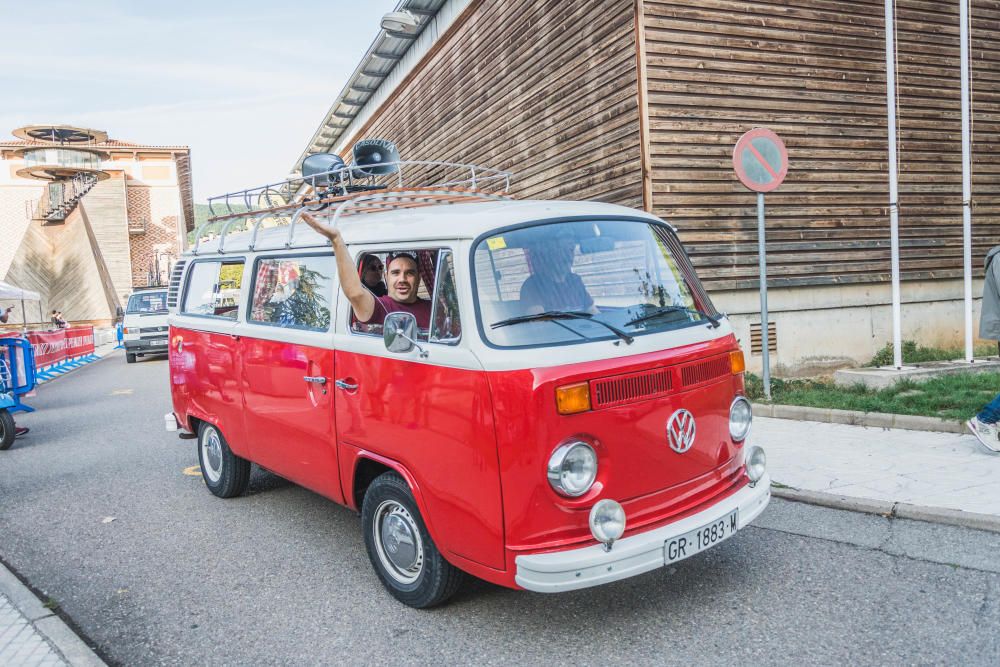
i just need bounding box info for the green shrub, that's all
[866,340,995,367]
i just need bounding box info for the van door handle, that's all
[334,379,358,391]
[304,376,328,385]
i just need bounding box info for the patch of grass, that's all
[746,371,1000,421]
[867,340,996,367]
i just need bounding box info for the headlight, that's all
[729,396,752,442]
[547,441,597,497]
[589,499,626,549]
[746,445,766,484]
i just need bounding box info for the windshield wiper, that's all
[491,310,634,345]
[625,306,721,329]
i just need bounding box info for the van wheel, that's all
[197,423,250,498]
[0,410,14,450]
[362,472,464,608]
[126,353,136,364]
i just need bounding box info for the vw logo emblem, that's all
[666,409,696,453]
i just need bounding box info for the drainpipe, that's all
[884,0,903,369]
[960,0,974,362]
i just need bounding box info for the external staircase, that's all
[40,172,99,223]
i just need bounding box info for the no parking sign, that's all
[733,128,788,399]
[733,128,788,193]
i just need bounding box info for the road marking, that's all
[183,466,202,476]
[111,389,134,396]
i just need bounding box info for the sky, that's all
[0,0,399,202]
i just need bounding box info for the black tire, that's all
[197,422,251,498]
[126,352,136,364]
[0,410,14,451]
[361,472,464,608]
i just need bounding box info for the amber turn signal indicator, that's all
[730,350,746,374]
[556,382,591,415]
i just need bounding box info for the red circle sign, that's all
[733,128,788,193]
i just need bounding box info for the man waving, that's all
[301,212,431,329]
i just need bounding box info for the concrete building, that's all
[293,0,1000,374]
[0,124,194,325]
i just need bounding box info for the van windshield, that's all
[127,292,168,315]
[472,219,717,348]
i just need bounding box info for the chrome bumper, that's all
[515,474,771,593]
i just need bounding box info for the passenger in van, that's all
[520,242,597,315]
[360,255,388,297]
[300,213,431,328]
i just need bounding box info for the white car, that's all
[122,288,169,363]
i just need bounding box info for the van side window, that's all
[249,255,334,331]
[181,260,244,320]
[430,250,461,344]
[351,248,437,339]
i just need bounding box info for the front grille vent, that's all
[680,355,731,387]
[590,368,673,409]
[166,260,187,309]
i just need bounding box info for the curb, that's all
[0,562,106,666]
[771,486,1000,534]
[752,402,966,434]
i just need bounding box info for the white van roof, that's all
[186,199,666,257]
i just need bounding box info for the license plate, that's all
[664,509,739,564]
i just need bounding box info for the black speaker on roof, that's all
[351,139,400,177]
[301,153,346,187]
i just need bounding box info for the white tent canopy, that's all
[0,281,40,301]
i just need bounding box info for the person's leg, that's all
[969,393,1000,452]
[977,392,1000,424]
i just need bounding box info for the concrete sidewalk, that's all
[758,415,1000,529]
[0,566,104,667]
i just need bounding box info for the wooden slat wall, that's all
[343,0,643,209]
[643,0,1000,290]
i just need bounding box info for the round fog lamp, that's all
[547,441,598,497]
[729,396,752,442]
[589,499,626,548]
[746,445,767,484]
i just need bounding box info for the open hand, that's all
[300,211,341,245]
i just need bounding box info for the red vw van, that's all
[167,185,770,608]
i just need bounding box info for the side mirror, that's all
[383,312,417,353]
[116,306,125,319]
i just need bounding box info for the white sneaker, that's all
[967,417,1000,453]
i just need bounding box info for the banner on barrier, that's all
[64,326,96,359]
[25,326,96,369]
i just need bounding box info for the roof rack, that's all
[191,160,513,255]
[205,159,510,221]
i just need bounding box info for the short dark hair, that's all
[386,252,417,271]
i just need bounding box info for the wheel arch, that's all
[348,452,441,551]
[184,412,251,457]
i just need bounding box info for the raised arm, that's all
[300,212,375,322]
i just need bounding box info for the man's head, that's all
[529,241,575,280]
[361,255,384,290]
[386,253,420,303]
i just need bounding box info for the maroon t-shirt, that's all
[362,295,432,329]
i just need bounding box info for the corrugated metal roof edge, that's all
[290,0,446,174]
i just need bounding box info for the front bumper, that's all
[124,338,168,353]
[515,473,771,593]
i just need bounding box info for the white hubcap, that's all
[201,427,223,483]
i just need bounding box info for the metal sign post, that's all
[733,128,789,401]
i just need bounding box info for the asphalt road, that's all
[1,352,999,666]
